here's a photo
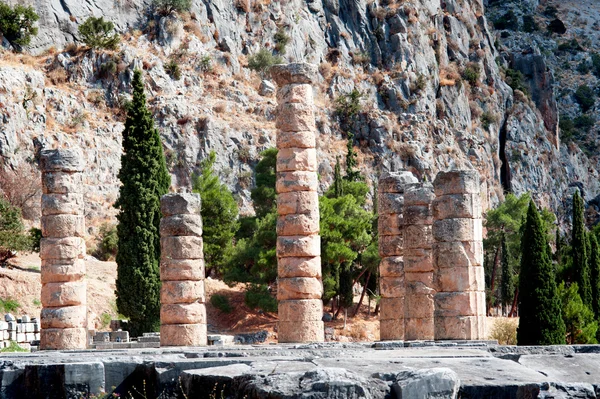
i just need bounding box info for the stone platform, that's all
[2,343,600,398]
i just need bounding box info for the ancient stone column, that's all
[159,193,207,346]
[39,149,87,350]
[432,170,486,340]
[378,171,417,341]
[403,182,435,340]
[271,63,323,343]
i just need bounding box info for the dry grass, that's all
[47,68,68,85]
[213,102,227,113]
[488,318,518,345]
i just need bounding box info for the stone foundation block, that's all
[278,320,324,343]
[277,235,320,257]
[378,172,418,194]
[435,266,484,292]
[277,131,316,149]
[433,193,482,220]
[41,282,86,307]
[435,316,485,340]
[276,148,317,172]
[276,83,313,105]
[277,277,323,300]
[380,297,405,320]
[404,183,435,205]
[378,193,404,215]
[40,328,87,350]
[161,302,206,325]
[433,241,483,268]
[42,172,84,194]
[40,237,85,261]
[41,215,85,238]
[271,63,318,85]
[161,281,205,304]
[160,259,204,281]
[380,319,404,341]
[41,305,87,329]
[378,214,402,236]
[41,259,86,283]
[275,103,315,132]
[160,323,207,346]
[40,149,84,172]
[405,294,434,318]
[276,212,320,236]
[379,235,404,256]
[278,299,323,321]
[404,225,433,249]
[277,256,321,278]
[380,277,406,298]
[277,191,319,215]
[160,236,204,260]
[404,252,433,272]
[404,318,435,341]
[433,170,480,196]
[435,291,486,317]
[160,193,201,217]
[41,193,84,216]
[403,205,433,225]
[276,171,319,193]
[160,215,203,237]
[379,257,404,277]
[405,271,433,286]
[432,218,483,243]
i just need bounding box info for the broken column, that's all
[403,182,435,340]
[39,149,87,350]
[159,193,207,346]
[432,170,486,340]
[378,171,418,341]
[271,63,323,343]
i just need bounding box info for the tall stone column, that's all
[403,182,435,340]
[159,193,207,346]
[378,171,417,341]
[271,63,323,343]
[432,170,486,340]
[39,149,87,350]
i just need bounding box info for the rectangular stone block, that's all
[25,333,35,342]
[40,237,85,261]
[161,302,206,325]
[161,280,205,304]
[160,236,204,260]
[404,183,435,206]
[404,317,435,341]
[433,170,480,196]
[277,191,319,215]
[42,171,84,194]
[277,212,320,236]
[379,256,404,277]
[379,235,403,257]
[41,305,87,329]
[405,293,434,318]
[380,319,404,341]
[378,193,404,215]
[278,299,323,322]
[432,218,482,243]
[40,327,87,350]
[380,277,406,298]
[277,131,316,149]
[435,265,484,292]
[276,171,319,193]
[41,259,86,283]
[433,193,482,220]
[404,225,432,249]
[41,193,84,216]
[434,316,484,340]
[277,277,323,300]
[277,148,317,172]
[403,205,433,225]
[404,251,433,272]
[40,149,84,172]
[433,241,483,269]
[160,214,203,237]
[41,215,85,238]
[434,291,486,317]
[275,103,315,132]
[276,83,313,105]
[16,333,25,342]
[378,172,418,194]
[278,320,324,343]
[277,235,320,257]
[380,297,404,320]
[405,271,433,286]
[160,193,201,216]
[160,259,205,281]
[278,256,321,278]
[378,214,402,236]
[161,323,207,346]
[41,281,86,307]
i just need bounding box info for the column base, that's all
[40,328,87,350]
[160,323,207,346]
[278,320,324,343]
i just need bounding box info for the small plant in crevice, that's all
[247,48,283,77]
[198,54,212,73]
[410,73,427,93]
[335,88,363,122]
[574,85,595,113]
[274,27,290,54]
[481,111,498,130]
[504,68,529,97]
[462,62,480,85]
[164,59,181,80]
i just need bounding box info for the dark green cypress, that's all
[345,132,361,182]
[115,69,170,337]
[500,233,514,316]
[589,234,600,320]
[334,156,343,198]
[339,262,354,309]
[517,201,566,345]
[573,190,592,308]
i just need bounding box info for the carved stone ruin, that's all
[159,193,207,346]
[433,170,486,340]
[39,149,88,350]
[272,63,324,343]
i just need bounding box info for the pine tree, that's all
[115,69,170,337]
[589,233,600,321]
[517,201,566,345]
[250,148,277,219]
[500,233,514,316]
[572,190,592,307]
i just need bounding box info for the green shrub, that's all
[98,59,118,79]
[504,68,528,95]
[557,39,582,54]
[462,63,480,85]
[28,227,41,252]
[592,53,600,78]
[78,17,120,50]
[494,10,518,30]
[210,294,233,313]
[335,89,363,120]
[0,298,20,313]
[0,2,39,50]
[481,111,498,130]
[577,60,591,74]
[244,284,277,313]
[199,54,212,73]
[151,0,191,16]
[100,312,112,329]
[522,15,537,33]
[164,59,181,80]
[0,341,27,353]
[559,116,575,141]
[543,6,558,18]
[247,48,283,76]
[574,114,595,131]
[95,223,118,261]
[574,85,595,113]
[274,27,290,54]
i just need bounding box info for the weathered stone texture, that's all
[40,327,88,350]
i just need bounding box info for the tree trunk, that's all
[374,302,380,315]
[354,271,371,317]
[487,247,500,316]
[509,288,519,317]
[343,309,347,330]
[334,296,343,319]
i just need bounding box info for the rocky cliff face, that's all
[0,0,598,232]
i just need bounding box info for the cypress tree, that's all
[517,201,566,345]
[572,190,592,307]
[334,156,343,198]
[589,234,600,321]
[500,233,514,316]
[115,69,170,336]
[345,132,361,182]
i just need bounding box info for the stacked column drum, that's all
[271,63,324,343]
[39,149,87,350]
[432,171,486,340]
[159,193,207,346]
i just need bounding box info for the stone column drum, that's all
[378,171,417,341]
[432,170,486,340]
[271,63,324,343]
[39,149,87,350]
[403,182,436,340]
[159,193,207,346]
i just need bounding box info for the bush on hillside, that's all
[78,16,120,50]
[247,48,283,77]
[0,2,38,50]
[151,0,191,17]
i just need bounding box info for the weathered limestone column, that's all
[378,171,417,340]
[39,149,87,350]
[159,193,207,346]
[271,63,323,343]
[432,170,486,340]
[403,182,435,340]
